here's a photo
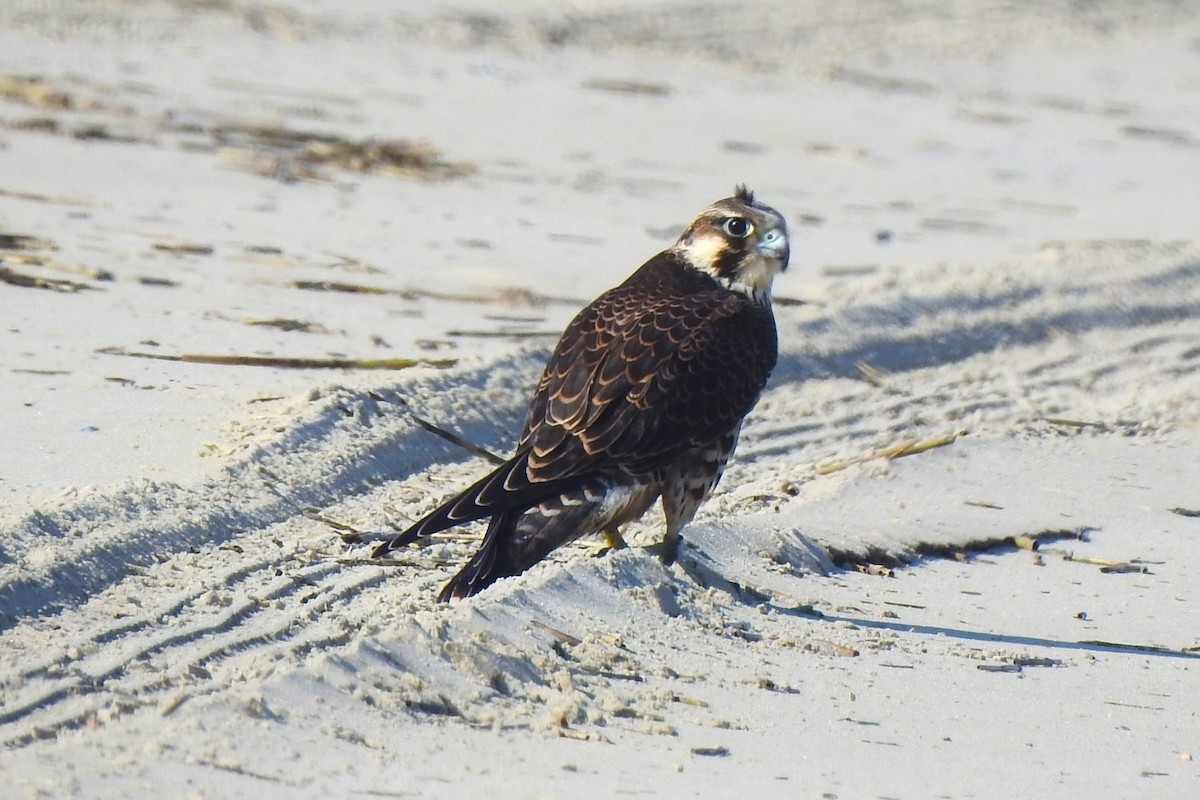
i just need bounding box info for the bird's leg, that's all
[644,529,682,565]
[590,527,628,557]
[604,527,628,550]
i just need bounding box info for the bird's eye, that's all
[722,217,754,239]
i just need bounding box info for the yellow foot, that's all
[590,528,628,558]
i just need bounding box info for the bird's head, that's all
[674,185,789,301]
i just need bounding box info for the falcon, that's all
[373,186,789,601]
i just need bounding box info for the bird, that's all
[372,186,789,601]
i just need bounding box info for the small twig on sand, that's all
[1041,548,1156,574]
[303,508,364,542]
[1041,417,1108,430]
[0,265,98,292]
[817,430,964,476]
[529,620,582,647]
[404,411,505,466]
[854,361,908,395]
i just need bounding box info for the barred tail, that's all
[370,449,580,559]
[437,479,656,601]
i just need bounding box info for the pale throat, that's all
[677,234,727,280]
[727,255,780,302]
[678,236,780,303]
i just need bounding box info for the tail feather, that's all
[435,507,574,602]
[435,479,657,601]
[435,512,514,601]
[370,450,579,558]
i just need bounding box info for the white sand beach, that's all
[1,2,1199,797]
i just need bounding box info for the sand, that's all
[2,1,1199,797]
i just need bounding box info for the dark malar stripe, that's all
[710,242,746,280]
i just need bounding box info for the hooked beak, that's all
[756,226,790,271]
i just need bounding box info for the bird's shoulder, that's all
[570,250,763,342]
[518,250,776,479]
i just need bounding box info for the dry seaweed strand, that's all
[1041,417,1108,430]
[2,254,114,281]
[0,77,474,183]
[0,266,98,292]
[0,75,72,109]
[292,279,582,308]
[96,346,455,370]
[0,233,57,250]
[690,746,731,758]
[153,242,215,256]
[444,329,559,339]
[303,508,363,541]
[831,529,1088,577]
[208,121,474,182]
[0,187,95,206]
[0,74,133,116]
[292,280,393,296]
[322,253,386,274]
[1098,564,1151,574]
[2,234,114,281]
[1039,547,1156,573]
[244,318,334,334]
[340,554,457,569]
[581,78,672,96]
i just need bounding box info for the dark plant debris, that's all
[0,234,57,251]
[0,266,98,292]
[1,74,474,184]
[292,280,581,307]
[96,346,456,370]
[582,78,672,96]
[153,242,215,256]
[245,318,334,334]
[208,122,474,182]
